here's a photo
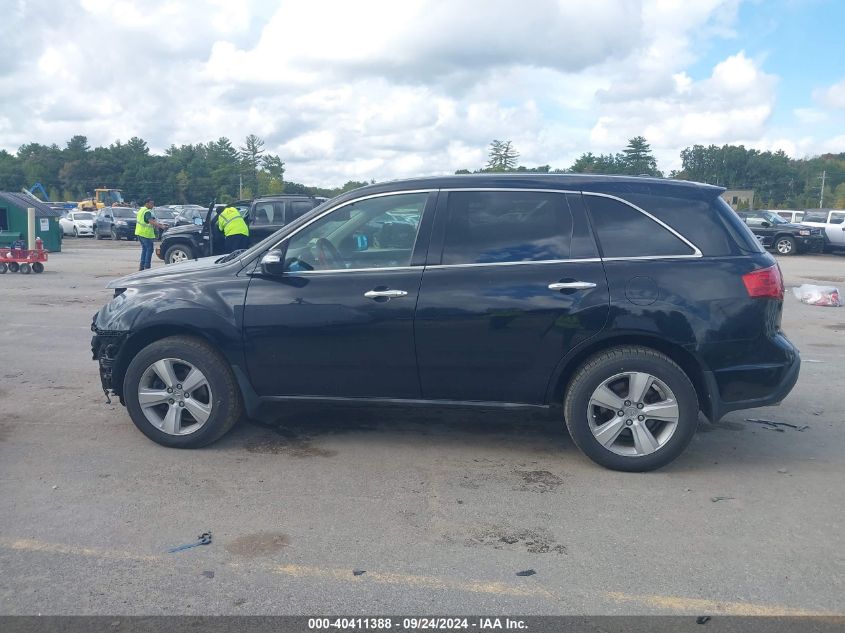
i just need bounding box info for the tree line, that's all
[1,133,843,209]
[463,137,845,209]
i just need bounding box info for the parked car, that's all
[59,211,95,237]
[157,196,323,264]
[94,207,137,240]
[151,207,177,239]
[799,209,845,252]
[735,210,824,255]
[92,175,800,471]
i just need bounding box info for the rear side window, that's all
[623,193,736,256]
[287,200,316,222]
[585,195,694,258]
[441,191,573,264]
[251,202,275,225]
[802,211,828,223]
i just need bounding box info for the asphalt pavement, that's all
[1,238,843,615]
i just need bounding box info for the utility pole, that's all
[819,170,826,208]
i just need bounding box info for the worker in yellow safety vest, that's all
[216,205,250,253]
[135,197,163,270]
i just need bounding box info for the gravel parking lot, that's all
[1,238,844,616]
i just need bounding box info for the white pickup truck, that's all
[801,209,845,252]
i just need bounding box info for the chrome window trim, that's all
[581,191,703,257]
[287,266,420,275]
[267,186,706,274]
[269,189,435,252]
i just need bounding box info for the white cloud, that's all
[0,0,839,188]
[814,78,845,109]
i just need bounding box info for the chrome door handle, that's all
[364,289,408,299]
[548,281,596,291]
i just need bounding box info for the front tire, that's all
[123,336,243,448]
[165,243,194,264]
[775,235,796,256]
[111,227,119,241]
[72,227,78,238]
[563,346,699,472]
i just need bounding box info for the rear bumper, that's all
[703,334,801,422]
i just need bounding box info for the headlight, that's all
[799,230,810,236]
[115,220,127,226]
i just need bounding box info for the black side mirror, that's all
[760,221,770,228]
[260,247,287,276]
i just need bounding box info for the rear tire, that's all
[19,263,31,274]
[32,262,44,273]
[8,262,19,273]
[775,235,796,256]
[0,263,6,274]
[563,346,699,472]
[123,336,243,448]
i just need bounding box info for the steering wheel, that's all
[313,238,345,269]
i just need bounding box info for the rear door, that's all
[414,189,609,404]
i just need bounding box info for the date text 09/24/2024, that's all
[308,617,527,630]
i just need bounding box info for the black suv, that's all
[736,210,824,255]
[156,195,324,263]
[92,175,800,471]
[93,206,137,240]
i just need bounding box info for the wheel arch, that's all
[111,323,236,401]
[546,333,713,420]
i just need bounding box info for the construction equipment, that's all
[77,188,127,211]
[22,183,50,201]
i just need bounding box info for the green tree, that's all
[239,134,265,195]
[621,136,661,176]
[486,140,519,171]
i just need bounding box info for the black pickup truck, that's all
[156,195,326,263]
[736,210,825,255]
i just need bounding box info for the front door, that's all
[415,190,609,404]
[242,191,434,399]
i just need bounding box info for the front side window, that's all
[284,192,428,272]
[441,191,573,265]
[585,195,695,258]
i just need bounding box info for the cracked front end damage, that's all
[91,320,128,400]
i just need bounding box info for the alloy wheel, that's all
[587,371,680,457]
[776,238,793,254]
[137,358,213,435]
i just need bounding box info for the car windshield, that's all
[76,212,94,220]
[154,209,175,219]
[113,208,135,218]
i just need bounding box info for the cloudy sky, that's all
[1,0,844,186]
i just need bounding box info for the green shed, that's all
[0,192,63,252]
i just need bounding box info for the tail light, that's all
[742,264,784,300]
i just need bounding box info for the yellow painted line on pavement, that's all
[253,562,554,599]
[606,591,833,616]
[1,537,552,600]
[3,537,835,612]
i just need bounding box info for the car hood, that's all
[106,255,234,289]
[163,223,201,237]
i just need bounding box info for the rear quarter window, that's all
[584,194,694,258]
[622,193,740,256]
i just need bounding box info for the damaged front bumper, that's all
[91,317,128,399]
